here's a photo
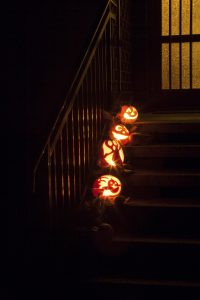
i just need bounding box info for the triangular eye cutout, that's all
[126,108,132,113]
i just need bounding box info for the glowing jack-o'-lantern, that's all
[92,175,122,201]
[110,124,130,145]
[118,105,138,124]
[98,139,124,168]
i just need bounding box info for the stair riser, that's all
[80,283,200,300]
[123,173,200,188]
[132,135,200,145]
[122,186,200,200]
[125,144,200,170]
[125,157,200,170]
[126,145,200,157]
[136,123,200,133]
[105,206,200,238]
[132,122,200,145]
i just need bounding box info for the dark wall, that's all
[8,1,108,282]
[131,0,150,108]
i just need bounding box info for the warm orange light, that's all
[110,124,130,145]
[98,139,124,168]
[118,105,138,124]
[92,175,122,202]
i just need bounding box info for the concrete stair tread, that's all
[125,144,200,157]
[136,112,200,124]
[125,169,200,175]
[123,198,200,208]
[113,235,200,245]
[80,234,200,285]
[87,277,200,288]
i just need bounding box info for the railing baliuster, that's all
[33,0,121,223]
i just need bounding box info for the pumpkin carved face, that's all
[118,105,138,124]
[92,175,122,201]
[98,139,124,168]
[110,124,130,145]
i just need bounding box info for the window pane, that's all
[192,42,200,88]
[192,0,200,34]
[171,0,180,35]
[171,43,180,89]
[182,0,190,35]
[162,43,169,89]
[182,43,190,89]
[162,0,169,35]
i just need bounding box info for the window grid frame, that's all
[161,0,200,90]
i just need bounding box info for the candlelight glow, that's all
[92,175,122,201]
[118,105,138,124]
[110,124,130,145]
[98,139,124,168]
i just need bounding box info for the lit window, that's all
[162,0,200,89]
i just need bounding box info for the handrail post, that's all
[118,0,122,92]
[48,140,52,208]
[109,2,113,95]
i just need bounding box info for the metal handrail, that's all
[33,0,118,189]
[33,0,121,213]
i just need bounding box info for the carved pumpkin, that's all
[110,124,130,145]
[92,175,122,201]
[98,139,124,168]
[118,105,138,124]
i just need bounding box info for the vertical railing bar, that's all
[101,39,105,113]
[66,120,71,206]
[71,108,76,204]
[101,38,104,125]
[81,83,86,180]
[101,35,106,113]
[53,148,58,205]
[118,0,121,92]
[94,53,98,145]
[85,73,90,168]
[103,30,106,115]
[169,0,172,89]
[89,66,94,158]
[77,102,82,200]
[60,134,65,206]
[179,0,182,89]
[84,80,88,179]
[104,27,108,95]
[190,0,192,88]
[109,16,113,93]
[48,141,52,208]
[97,45,102,132]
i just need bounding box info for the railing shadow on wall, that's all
[33,0,122,226]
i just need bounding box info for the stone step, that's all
[82,277,200,300]
[125,170,200,187]
[79,235,200,283]
[104,203,200,239]
[121,197,200,208]
[121,170,200,199]
[131,113,200,145]
[126,144,200,158]
[124,145,200,170]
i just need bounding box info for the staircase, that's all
[76,112,200,299]
[30,0,200,297]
